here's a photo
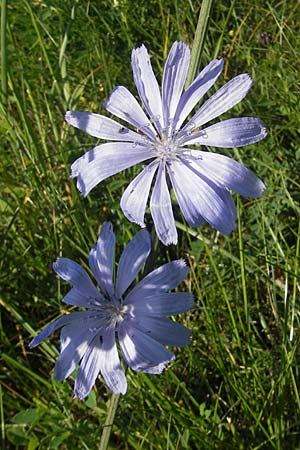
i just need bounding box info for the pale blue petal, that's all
[29,311,92,348]
[74,329,127,398]
[131,45,164,133]
[167,161,205,227]
[120,160,159,227]
[118,322,174,373]
[74,335,103,399]
[133,316,192,347]
[53,258,101,300]
[162,41,190,128]
[150,162,177,245]
[115,229,151,298]
[62,287,104,308]
[89,222,115,298]
[132,292,194,316]
[188,150,266,197]
[65,111,145,143]
[183,117,267,147]
[59,318,99,353]
[71,142,153,197]
[184,73,253,131]
[125,259,189,303]
[169,159,236,234]
[54,323,101,381]
[174,59,224,130]
[103,86,157,139]
[183,156,237,222]
[98,328,127,395]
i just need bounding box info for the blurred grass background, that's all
[1,0,300,448]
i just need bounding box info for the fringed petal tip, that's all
[164,235,178,246]
[138,354,176,374]
[258,180,266,197]
[28,337,38,349]
[103,86,123,110]
[73,378,127,400]
[52,258,60,273]
[65,110,73,124]
[221,220,237,236]
[76,177,87,197]
[121,207,146,228]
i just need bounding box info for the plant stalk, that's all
[185,0,214,87]
[99,393,120,450]
[1,0,8,104]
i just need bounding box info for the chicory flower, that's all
[29,222,193,398]
[66,41,267,245]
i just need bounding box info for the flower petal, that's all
[184,73,253,131]
[167,162,205,227]
[133,316,192,347]
[103,86,157,139]
[131,45,164,133]
[74,329,127,398]
[125,259,189,303]
[115,229,151,298]
[189,151,265,197]
[29,311,92,348]
[53,258,101,300]
[89,222,115,298]
[74,335,103,399]
[120,160,159,227]
[54,323,101,381]
[150,162,177,245]
[132,292,194,316]
[118,322,174,373]
[169,159,236,234]
[98,329,127,394]
[183,117,267,147]
[62,287,104,308]
[65,111,145,143]
[162,41,190,128]
[71,142,153,197]
[174,58,224,130]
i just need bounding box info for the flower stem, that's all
[185,0,214,87]
[1,0,8,104]
[99,393,120,450]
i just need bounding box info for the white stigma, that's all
[154,135,181,161]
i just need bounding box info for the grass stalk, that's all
[0,0,7,104]
[185,0,214,87]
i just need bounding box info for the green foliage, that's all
[1,0,300,448]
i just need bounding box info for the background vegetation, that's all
[1,0,300,448]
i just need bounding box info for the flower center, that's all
[154,136,181,161]
[102,301,127,328]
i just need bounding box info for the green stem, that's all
[99,393,120,450]
[185,0,214,87]
[1,0,7,104]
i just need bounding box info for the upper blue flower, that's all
[29,222,193,399]
[65,41,267,245]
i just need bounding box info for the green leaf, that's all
[6,425,29,445]
[13,408,40,425]
[28,434,39,450]
[85,390,97,408]
[49,432,71,448]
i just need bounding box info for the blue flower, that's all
[29,222,193,399]
[65,41,267,245]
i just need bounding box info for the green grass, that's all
[1,0,300,448]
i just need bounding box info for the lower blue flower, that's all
[29,222,193,398]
